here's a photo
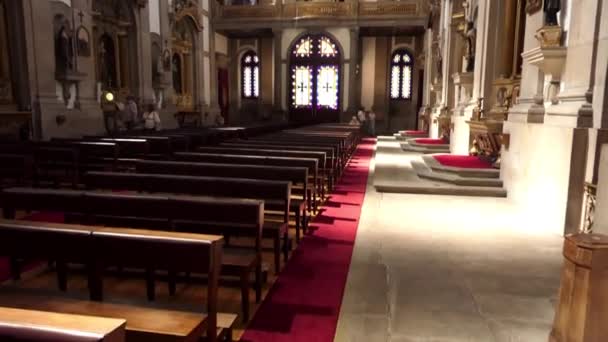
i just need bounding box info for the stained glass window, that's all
[390,49,413,100]
[319,37,338,58]
[294,37,312,58]
[290,34,340,112]
[241,50,259,99]
[293,66,312,107]
[316,65,339,109]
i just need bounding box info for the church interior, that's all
[0,0,607,341]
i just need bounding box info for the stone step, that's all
[400,141,450,154]
[421,154,500,179]
[408,140,450,150]
[411,160,503,187]
[374,182,508,197]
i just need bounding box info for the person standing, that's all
[357,109,367,135]
[142,104,162,131]
[122,96,138,130]
[368,110,376,136]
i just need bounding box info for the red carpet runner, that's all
[433,154,494,169]
[241,138,375,342]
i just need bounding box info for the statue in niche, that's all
[462,0,477,72]
[98,34,117,89]
[543,0,560,26]
[55,25,74,75]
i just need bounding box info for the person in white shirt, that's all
[357,109,367,134]
[349,116,360,126]
[142,104,161,131]
[368,111,376,136]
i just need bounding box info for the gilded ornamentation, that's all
[535,25,563,48]
[525,0,542,14]
[359,2,418,16]
[284,2,353,18]
[220,5,279,18]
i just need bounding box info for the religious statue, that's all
[544,0,560,26]
[55,26,74,75]
[461,0,477,73]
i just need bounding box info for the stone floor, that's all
[334,140,564,342]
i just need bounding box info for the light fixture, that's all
[104,91,115,102]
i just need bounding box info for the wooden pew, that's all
[0,154,33,187]
[84,171,291,273]
[172,152,319,211]
[1,188,263,322]
[220,141,340,182]
[0,307,126,342]
[195,146,333,191]
[241,138,345,171]
[135,160,309,239]
[0,219,229,342]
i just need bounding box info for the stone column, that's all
[133,3,154,104]
[273,28,283,114]
[347,27,360,117]
[158,0,177,128]
[544,0,602,128]
[508,10,545,123]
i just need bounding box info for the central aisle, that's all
[241,138,375,341]
[334,139,564,341]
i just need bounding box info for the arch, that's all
[288,33,342,123]
[389,48,414,100]
[241,50,259,99]
[92,0,139,98]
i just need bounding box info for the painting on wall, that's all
[76,26,91,57]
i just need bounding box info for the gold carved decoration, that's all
[467,98,509,167]
[220,5,279,18]
[283,2,354,18]
[535,25,563,48]
[172,93,193,110]
[174,4,203,31]
[358,2,418,16]
[525,0,542,14]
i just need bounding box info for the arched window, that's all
[390,49,413,100]
[241,51,259,99]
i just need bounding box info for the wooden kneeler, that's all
[549,233,608,342]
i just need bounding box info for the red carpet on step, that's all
[241,138,374,342]
[414,138,447,145]
[433,154,494,169]
[0,211,65,282]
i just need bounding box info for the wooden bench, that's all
[172,152,319,211]
[0,154,33,187]
[84,171,291,273]
[0,219,229,342]
[221,141,340,183]
[196,146,333,191]
[240,138,345,174]
[0,307,126,342]
[1,188,263,322]
[135,160,309,240]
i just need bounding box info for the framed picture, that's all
[76,26,91,57]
